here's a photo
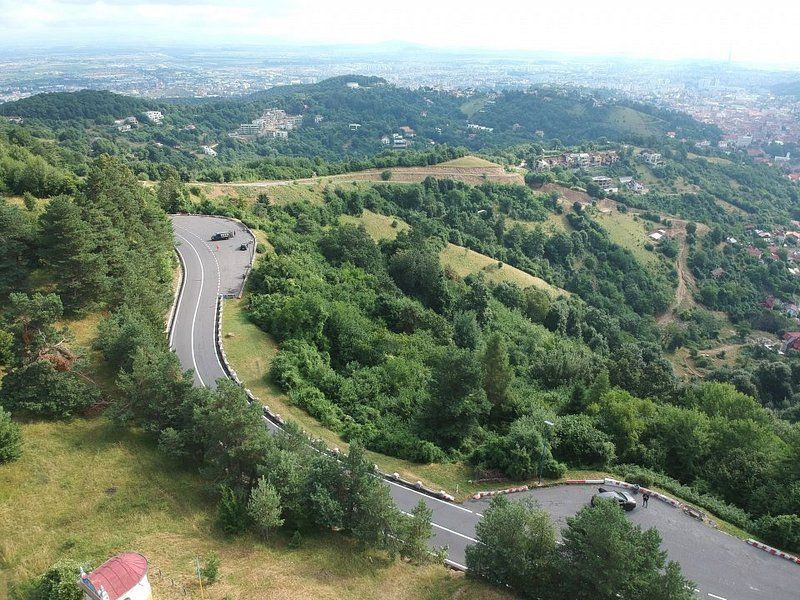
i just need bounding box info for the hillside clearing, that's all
[438,156,499,168]
[459,98,489,118]
[190,182,326,206]
[340,209,410,240]
[606,106,663,137]
[337,210,565,296]
[439,243,565,296]
[594,210,663,268]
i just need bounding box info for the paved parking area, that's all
[467,485,799,600]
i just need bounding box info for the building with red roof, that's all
[783,332,800,352]
[79,553,151,600]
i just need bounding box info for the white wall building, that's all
[143,111,163,124]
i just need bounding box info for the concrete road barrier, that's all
[746,539,800,566]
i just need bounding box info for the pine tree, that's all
[247,476,284,539]
[483,333,516,426]
[39,196,107,309]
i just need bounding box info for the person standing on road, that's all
[642,491,650,508]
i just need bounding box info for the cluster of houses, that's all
[233,108,302,138]
[742,224,800,265]
[535,150,619,170]
[588,175,648,195]
[467,122,494,133]
[143,110,163,124]
[381,126,415,149]
[112,110,163,132]
[113,116,138,132]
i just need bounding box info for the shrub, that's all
[757,514,800,553]
[0,407,22,463]
[552,414,615,468]
[466,496,557,593]
[256,242,266,254]
[542,457,567,479]
[216,486,250,535]
[247,476,284,538]
[0,361,100,419]
[289,386,343,429]
[288,530,303,549]
[380,170,392,181]
[200,552,220,584]
[33,559,83,600]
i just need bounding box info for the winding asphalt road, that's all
[170,214,800,599]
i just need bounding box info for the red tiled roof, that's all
[87,553,147,600]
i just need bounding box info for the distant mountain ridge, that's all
[0,78,718,159]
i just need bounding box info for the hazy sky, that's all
[3,0,800,66]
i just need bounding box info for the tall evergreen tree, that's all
[39,195,107,309]
[482,333,516,426]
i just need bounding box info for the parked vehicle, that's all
[211,231,234,241]
[591,487,637,511]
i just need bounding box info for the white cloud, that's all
[1,0,799,66]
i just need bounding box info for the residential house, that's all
[782,332,800,352]
[639,151,662,166]
[143,110,163,124]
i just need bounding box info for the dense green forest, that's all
[0,77,720,180]
[190,173,800,553]
[471,89,719,145]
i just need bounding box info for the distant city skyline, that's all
[2,0,800,69]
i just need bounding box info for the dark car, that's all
[211,231,233,241]
[591,487,637,511]
[238,241,251,251]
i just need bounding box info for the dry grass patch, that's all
[440,243,565,296]
[438,156,499,168]
[340,209,410,241]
